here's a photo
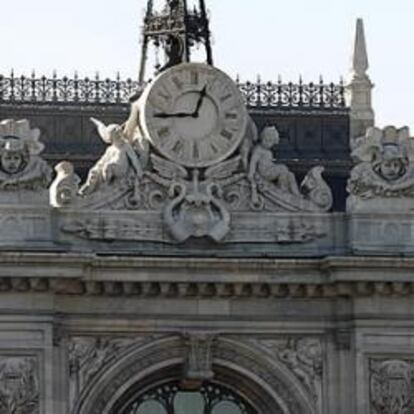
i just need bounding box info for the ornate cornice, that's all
[0,253,413,298]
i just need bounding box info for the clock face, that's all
[140,63,248,168]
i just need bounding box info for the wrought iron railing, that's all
[0,71,347,110]
[237,76,346,110]
[0,72,140,106]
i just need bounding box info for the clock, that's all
[140,63,248,168]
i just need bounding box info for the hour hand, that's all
[192,85,208,117]
[154,112,195,118]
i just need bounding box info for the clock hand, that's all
[192,85,208,118]
[153,85,208,119]
[154,112,195,118]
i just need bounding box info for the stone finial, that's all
[346,18,375,140]
[352,18,369,79]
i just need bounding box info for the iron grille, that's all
[122,381,257,414]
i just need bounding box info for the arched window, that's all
[122,381,257,414]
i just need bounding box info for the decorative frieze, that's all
[60,211,328,245]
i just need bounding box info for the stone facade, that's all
[0,110,412,413]
[0,253,414,413]
[0,10,409,414]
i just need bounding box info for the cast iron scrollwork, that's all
[0,72,346,110]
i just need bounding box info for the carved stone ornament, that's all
[251,337,323,411]
[49,161,81,208]
[182,332,216,388]
[49,64,333,244]
[0,356,40,414]
[56,119,331,244]
[248,127,332,213]
[49,117,148,211]
[0,119,51,199]
[68,335,159,411]
[60,212,327,246]
[347,126,414,212]
[370,359,414,414]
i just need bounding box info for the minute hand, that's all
[154,112,195,118]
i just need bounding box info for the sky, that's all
[1,0,413,129]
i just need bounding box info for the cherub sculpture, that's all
[248,126,300,202]
[79,118,144,196]
[0,119,51,191]
[247,126,332,212]
[347,126,414,212]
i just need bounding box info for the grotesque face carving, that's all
[0,138,28,175]
[374,144,408,182]
[1,151,25,174]
[378,158,406,181]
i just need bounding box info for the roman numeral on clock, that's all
[157,85,172,102]
[172,76,183,90]
[220,129,233,140]
[157,126,170,139]
[225,112,237,120]
[210,143,219,154]
[192,143,200,160]
[172,140,184,155]
[190,70,199,85]
[220,93,232,103]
